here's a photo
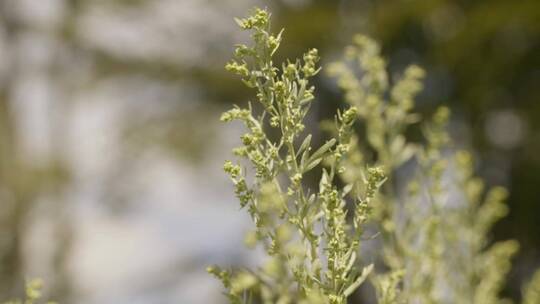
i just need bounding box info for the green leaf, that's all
[344,251,357,275]
[396,144,417,166]
[319,168,329,190]
[233,17,245,28]
[344,264,374,297]
[298,135,312,156]
[342,184,353,198]
[308,139,336,165]
[303,157,323,173]
[300,149,310,170]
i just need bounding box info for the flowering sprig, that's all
[328,33,540,304]
[212,7,540,304]
[211,8,384,304]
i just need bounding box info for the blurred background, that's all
[0,0,539,303]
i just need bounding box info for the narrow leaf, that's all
[344,183,354,196]
[298,135,312,156]
[309,139,336,164]
[344,264,374,297]
[303,157,323,173]
[233,17,245,28]
[300,149,310,170]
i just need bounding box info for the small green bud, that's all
[302,48,320,77]
[234,44,254,57]
[456,150,472,168]
[405,64,425,79]
[270,116,279,127]
[433,106,450,125]
[268,35,280,50]
[235,8,269,30]
[220,108,250,122]
[302,89,314,102]
[337,144,349,154]
[487,186,508,202]
[342,106,358,124]
[207,265,220,276]
[276,224,292,243]
[367,166,385,182]
[244,230,258,248]
[232,146,248,156]
[285,63,297,77]
[274,81,286,98]
[230,272,258,295]
[241,134,253,145]
[225,61,249,77]
[291,173,302,186]
[223,161,241,178]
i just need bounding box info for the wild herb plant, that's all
[212,7,540,304]
[208,8,384,304]
[328,35,540,304]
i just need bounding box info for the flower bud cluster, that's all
[213,8,380,304]
[302,49,320,77]
[220,107,250,122]
[234,8,268,30]
[223,161,252,208]
[225,61,249,77]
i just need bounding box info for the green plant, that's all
[211,7,540,304]
[327,34,538,304]
[208,8,384,304]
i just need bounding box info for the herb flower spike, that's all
[211,8,383,304]
[212,7,540,304]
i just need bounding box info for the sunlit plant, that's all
[327,33,540,304]
[211,7,540,304]
[208,8,383,304]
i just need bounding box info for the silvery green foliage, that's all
[328,34,540,304]
[212,7,540,304]
[209,8,385,304]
